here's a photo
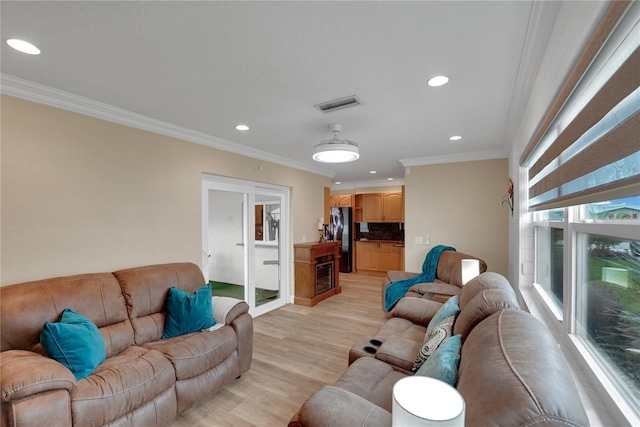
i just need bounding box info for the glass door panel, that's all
[206,189,247,301]
[254,192,281,308]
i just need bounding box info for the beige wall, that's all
[1,96,330,285]
[404,159,508,276]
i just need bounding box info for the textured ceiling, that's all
[1,1,539,188]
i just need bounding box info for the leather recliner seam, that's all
[496,311,544,414]
[71,357,173,401]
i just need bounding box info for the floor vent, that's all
[314,95,361,113]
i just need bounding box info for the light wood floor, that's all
[169,272,389,427]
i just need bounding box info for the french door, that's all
[202,174,289,317]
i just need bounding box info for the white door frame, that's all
[201,173,290,317]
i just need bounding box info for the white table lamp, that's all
[461,259,480,285]
[392,376,465,426]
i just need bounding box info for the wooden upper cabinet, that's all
[329,194,353,208]
[362,192,403,222]
[362,193,384,222]
[382,192,403,222]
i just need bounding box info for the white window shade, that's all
[522,3,640,211]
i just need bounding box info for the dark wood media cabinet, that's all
[294,241,341,306]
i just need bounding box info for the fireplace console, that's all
[294,241,341,306]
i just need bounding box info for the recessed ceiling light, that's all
[235,124,249,131]
[370,171,377,174]
[335,181,341,185]
[387,178,394,181]
[6,38,40,55]
[427,75,449,87]
[449,135,463,141]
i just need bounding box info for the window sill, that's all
[520,284,639,427]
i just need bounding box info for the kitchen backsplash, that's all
[356,222,404,241]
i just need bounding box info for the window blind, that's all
[522,1,640,211]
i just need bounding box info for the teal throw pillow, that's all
[415,334,462,386]
[413,315,455,372]
[40,308,106,380]
[426,295,460,335]
[163,283,215,339]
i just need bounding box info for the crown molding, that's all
[502,1,562,150]
[399,149,508,167]
[331,178,405,191]
[0,74,335,178]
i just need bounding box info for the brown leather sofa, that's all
[382,249,487,311]
[290,272,589,426]
[0,262,253,427]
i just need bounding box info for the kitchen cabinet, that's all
[356,241,404,272]
[362,192,403,222]
[330,194,353,208]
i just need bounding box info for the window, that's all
[523,3,640,422]
[535,226,564,310]
[533,198,640,416]
[576,232,640,407]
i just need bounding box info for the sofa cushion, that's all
[457,310,589,426]
[334,357,407,412]
[376,317,426,343]
[453,288,520,340]
[40,308,106,380]
[458,271,514,308]
[143,326,238,380]
[375,336,421,373]
[71,346,176,427]
[415,334,462,386]
[163,283,215,339]
[0,273,134,357]
[296,386,392,427]
[113,263,207,344]
[413,315,455,372]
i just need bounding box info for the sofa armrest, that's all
[291,386,391,427]
[212,297,249,325]
[1,350,76,402]
[392,297,442,327]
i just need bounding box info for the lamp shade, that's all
[392,376,465,426]
[461,259,480,285]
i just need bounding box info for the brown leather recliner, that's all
[289,272,590,427]
[0,262,253,427]
[381,249,487,312]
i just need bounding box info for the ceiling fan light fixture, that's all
[313,124,360,163]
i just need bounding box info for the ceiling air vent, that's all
[314,95,361,113]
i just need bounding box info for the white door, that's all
[202,175,289,317]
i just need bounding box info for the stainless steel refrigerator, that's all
[330,207,352,273]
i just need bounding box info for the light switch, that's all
[425,235,430,245]
[414,236,424,245]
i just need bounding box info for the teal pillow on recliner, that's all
[40,308,106,380]
[426,295,460,334]
[163,283,215,339]
[415,334,462,386]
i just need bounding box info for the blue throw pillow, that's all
[40,308,106,380]
[415,334,462,386]
[426,295,460,334]
[163,283,215,339]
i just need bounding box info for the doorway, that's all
[202,174,289,317]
